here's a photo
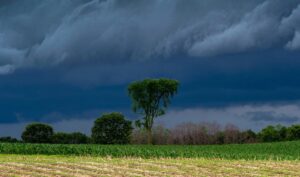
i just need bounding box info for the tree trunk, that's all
[147,129,152,145]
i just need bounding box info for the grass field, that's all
[0,141,299,176]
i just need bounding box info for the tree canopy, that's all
[128,78,179,144]
[91,112,133,144]
[21,123,54,143]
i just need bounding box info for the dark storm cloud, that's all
[1,49,300,124]
[246,111,300,123]
[0,0,300,74]
[1,0,300,135]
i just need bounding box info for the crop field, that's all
[0,141,299,176]
[1,141,300,160]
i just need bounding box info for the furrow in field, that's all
[53,162,133,177]
[117,162,192,176]
[0,163,69,177]
[46,163,115,177]
[0,163,49,177]
[28,163,95,177]
[213,161,299,177]
[137,159,229,176]
[229,161,300,176]
[68,162,157,177]
[0,166,27,177]
[148,158,300,177]
[83,161,216,177]
[1,162,114,177]
[22,162,115,177]
[141,160,254,177]
[107,158,197,175]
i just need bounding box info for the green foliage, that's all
[52,133,69,144]
[215,132,225,144]
[286,125,300,140]
[92,113,133,144]
[0,141,299,160]
[0,137,19,143]
[278,125,287,141]
[128,78,179,143]
[21,123,54,143]
[52,132,89,144]
[69,132,90,144]
[240,130,257,143]
[258,125,288,142]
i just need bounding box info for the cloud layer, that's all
[160,104,300,131]
[1,0,300,74]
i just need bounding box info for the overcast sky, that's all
[1,0,300,138]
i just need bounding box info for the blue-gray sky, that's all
[1,0,300,137]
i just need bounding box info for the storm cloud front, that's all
[0,0,300,136]
[1,0,300,73]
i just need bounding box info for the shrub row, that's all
[133,123,300,145]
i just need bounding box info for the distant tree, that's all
[286,125,300,140]
[258,125,281,142]
[21,123,54,143]
[52,132,89,144]
[169,122,209,145]
[131,129,148,144]
[128,78,179,144]
[214,132,225,144]
[69,132,89,144]
[0,136,19,143]
[92,113,133,144]
[224,124,241,144]
[277,125,287,141]
[240,130,257,143]
[152,125,170,145]
[52,132,70,144]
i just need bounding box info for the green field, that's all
[1,141,300,160]
[0,141,299,176]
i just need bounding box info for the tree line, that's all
[0,78,299,144]
[1,119,300,144]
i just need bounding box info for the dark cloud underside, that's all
[0,0,300,74]
[0,0,300,129]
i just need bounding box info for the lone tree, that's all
[22,123,54,143]
[128,78,179,144]
[92,113,133,144]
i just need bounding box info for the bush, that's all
[69,132,89,144]
[131,129,148,144]
[52,132,89,144]
[286,125,300,140]
[258,125,281,142]
[92,113,133,144]
[278,125,287,141]
[152,125,170,145]
[131,125,171,145]
[169,122,209,145]
[214,132,225,144]
[224,124,241,144]
[240,130,257,143]
[0,136,19,143]
[21,123,54,143]
[52,132,70,144]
